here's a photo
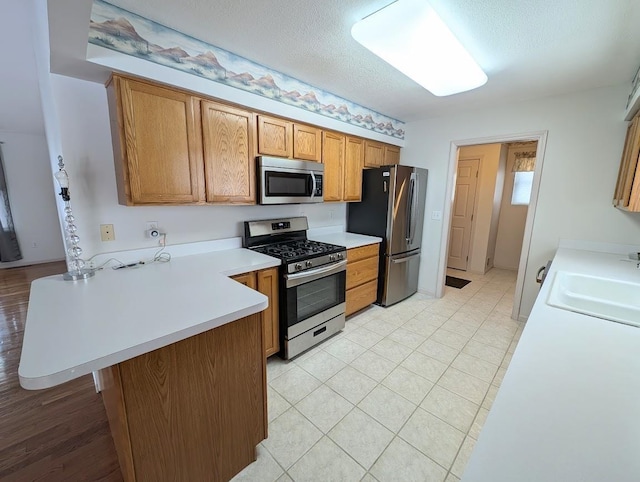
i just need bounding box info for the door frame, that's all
[437,130,548,321]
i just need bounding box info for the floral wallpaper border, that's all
[88,0,405,139]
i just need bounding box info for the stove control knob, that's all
[329,254,336,261]
[337,253,344,260]
[305,260,313,268]
[295,263,303,271]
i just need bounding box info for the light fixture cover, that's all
[351,0,487,96]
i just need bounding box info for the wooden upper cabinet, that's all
[344,137,364,201]
[257,115,293,158]
[364,140,385,168]
[384,144,401,165]
[614,114,640,211]
[201,101,256,204]
[257,115,321,162]
[107,76,205,205]
[293,124,322,162]
[322,131,345,202]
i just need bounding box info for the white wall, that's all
[48,74,346,258]
[494,143,537,270]
[403,83,640,317]
[487,145,507,271]
[0,0,65,268]
[456,143,503,273]
[0,132,64,267]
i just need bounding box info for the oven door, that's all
[283,260,346,338]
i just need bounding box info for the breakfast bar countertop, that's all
[463,245,640,482]
[18,248,280,390]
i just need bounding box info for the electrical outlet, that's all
[431,210,442,220]
[100,224,115,242]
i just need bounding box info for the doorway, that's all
[438,131,547,321]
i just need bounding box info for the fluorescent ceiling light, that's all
[351,0,488,96]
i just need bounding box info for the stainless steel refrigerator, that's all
[347,165,428,306]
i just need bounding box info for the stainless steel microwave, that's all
[257,156,324,204]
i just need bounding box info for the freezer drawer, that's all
[381,251,420,306]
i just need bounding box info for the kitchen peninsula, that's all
[19,247,280,481]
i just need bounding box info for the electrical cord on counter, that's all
[149,233,171,264]
[81,234,172,271]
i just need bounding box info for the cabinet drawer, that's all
[346,279,378,316]
[347,243,379,263]
[346,256,379,290]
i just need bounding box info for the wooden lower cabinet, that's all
[345,243,380,316]
[99,313,266,482]
[232,268,280,357]
[346,280,379,316]
[257,268,280,357]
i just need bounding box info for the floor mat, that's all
[445,275,471,289]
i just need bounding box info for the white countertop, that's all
[463,247,640,482]
[19,248,280,390]
[309,231,382,249]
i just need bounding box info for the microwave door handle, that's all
[309,171,317,200]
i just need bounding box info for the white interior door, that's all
[448,158,479,270]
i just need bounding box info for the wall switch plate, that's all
[431,210,442,220]
[100,224,115,242]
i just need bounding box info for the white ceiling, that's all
[30,0,640,127]
[94,0,640,122]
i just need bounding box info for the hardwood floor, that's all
[0,262,122,481]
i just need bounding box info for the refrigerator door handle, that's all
[407,172,419,244]
[390,252,421,264]
[406,175,415,242]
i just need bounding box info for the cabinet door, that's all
[257,268,280,357]
[364,140,384,168]
[257,115,292,158]
[322,131,345,202]
[384,144,401,165]
[231,272,257,290]
[344,137,364,201]
[294,124,322,162]
[202,101,256,204]
[614,115,640,209]
[114,77,205,204]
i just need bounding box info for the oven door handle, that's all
[285,259,347,288]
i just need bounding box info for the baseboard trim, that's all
[0,257,65,269]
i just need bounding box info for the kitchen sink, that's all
[547,271,640,328]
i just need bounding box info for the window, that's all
[511,171,534,205]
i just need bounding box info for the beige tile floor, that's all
[232,268,524,482]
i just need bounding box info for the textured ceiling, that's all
[68,0,640,121]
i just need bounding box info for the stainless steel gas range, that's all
[243,217,346,359]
